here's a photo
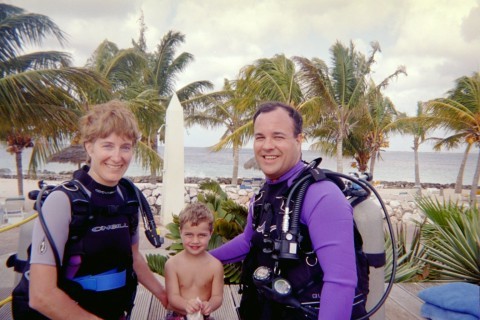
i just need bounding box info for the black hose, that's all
[119,178,163,248]
[132,182,164,248]
[290,178,312,236]
[285,174,312,234]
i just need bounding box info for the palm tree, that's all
[363,86,401,177]
[85,39,147,102]
[191,54,303,184]
[294,41,406,173]
[241,54,304,105]
[395,102,436,196]
[188,78,257,185]
[0,4,108,195]
[342,84,400,176]
[130,30,213,179]
[449,142,474,195]
[86,27,213,179]
[294,41,378,173]
[86,38,165,176]
[425,72,480,202]
[141,30,213,140]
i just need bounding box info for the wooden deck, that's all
[0,282,437,319]
[130,283,436,320]
[0,231,437,320]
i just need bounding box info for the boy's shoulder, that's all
[206,252,224,271]
[166,251,185,264]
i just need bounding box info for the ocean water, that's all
[0,143,477,185]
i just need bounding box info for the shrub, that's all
[416,197,479,283]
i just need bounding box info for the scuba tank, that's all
[273,159,397,320]
[347,173,387,320]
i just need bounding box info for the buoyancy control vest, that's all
[9,178,143,320]
[239,163,369,320]
[60,179,139,319]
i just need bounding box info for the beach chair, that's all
[4,196,25,224]
[240,178,253,189]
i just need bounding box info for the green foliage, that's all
[385,223,428,282]
[145,253,169,276]
[146,180,248,283]
[386,198,479,284]
[416,197,479,283]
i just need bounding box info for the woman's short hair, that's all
[79,100,141,145]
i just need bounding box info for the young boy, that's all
[165,202,224,320]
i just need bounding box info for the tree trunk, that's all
[15,151,24,196]
[413,138,422,197]
[469,148,480,204]
[232,144,239,186]
[455,143,471,194]
[369,151,376,178]
[336,136,343,173]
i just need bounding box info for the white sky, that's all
[9,0,480,151]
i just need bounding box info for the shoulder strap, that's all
[116,179,140,236]
[279,159,364,259]
[60,180,92,242]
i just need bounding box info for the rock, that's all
[146,196,156,206]
[152,187,162,197]
[389,200,401,208]
[155,196,162,206]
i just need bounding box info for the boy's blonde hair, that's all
[179,202,214,232]
[79,100,141,163]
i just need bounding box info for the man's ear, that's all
[296,133,304,144]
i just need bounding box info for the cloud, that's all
[8,0,480,150]
[462,1,480,42]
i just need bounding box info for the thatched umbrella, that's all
[244,157,260,170]
[48,145,87,169]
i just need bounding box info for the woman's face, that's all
[84,133,134,186]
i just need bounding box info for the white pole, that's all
[161,94,185,225]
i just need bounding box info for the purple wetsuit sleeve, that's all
[209,199,254,264]
[30,190,71,266]
[301,180,357,320]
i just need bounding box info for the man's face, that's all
[253,108,302,181]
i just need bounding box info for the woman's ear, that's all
[84,142,93,160]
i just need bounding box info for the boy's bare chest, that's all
[177,258,212,286]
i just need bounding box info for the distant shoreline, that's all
[0,173,471,190]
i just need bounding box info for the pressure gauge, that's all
[253,266,272,282]
[273,278,292,295]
